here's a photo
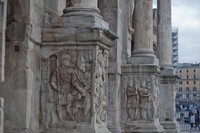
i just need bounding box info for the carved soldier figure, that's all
[50,54,75,122]
[126,79,139,120]
[72,56,91,122]
[50,53,91,123]
[138,78,151,121]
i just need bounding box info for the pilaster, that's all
[121,0,164,132]
[121,65,164,133]
[159,69,180,133]
[40,0,117,132]
[157,0,180,132]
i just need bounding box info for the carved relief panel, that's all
[122,74,159,122]
[94,48,108,124]
[40,49,93,128]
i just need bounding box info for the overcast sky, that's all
[154,0,200,63]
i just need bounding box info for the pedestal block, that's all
[160,69,180,133]
[40,7,117,132]
[121,65,164,133]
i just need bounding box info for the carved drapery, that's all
[95,48,108,124]
[40,49,93,128]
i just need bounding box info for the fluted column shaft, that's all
[132,0,154,56]
[157,0,172,67]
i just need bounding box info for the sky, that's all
[154,0,200,63]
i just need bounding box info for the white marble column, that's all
[132,0,154,56]
[157,0,172,68]
[129,0,158,65]
[157,1,180,132]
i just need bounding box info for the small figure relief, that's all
[126,79,139,121]
[95,49,107,124]
[45,50,92,127]
[138,78,152,121]
[127,0,135,35]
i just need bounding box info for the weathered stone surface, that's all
[122,1,165,132]
[0,0,7,81]
[157,1,180,132]
[160,68,180,133]
[40,0,117,132]
[0,0,178,133]
[121,65,164,133]
[132,0,154,56]
[157,0,173,67]
[0,0,42,132]
[129,0,158,65]
[40,38,115,133]
[0,98,4,133]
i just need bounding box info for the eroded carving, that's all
[40,50,93,128]
[126,79,139,120]
[126,76,153,121]
[95,48,107,124]
[138,78,151,121]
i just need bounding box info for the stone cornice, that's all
[121,64,160,74]
[42,27,117,50]
[160,75,179,84]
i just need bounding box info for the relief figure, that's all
[126,79,139,121]
[138,78,151,121]
[71,56,91,122]
[50,54,75,122]
[49,53,91,124]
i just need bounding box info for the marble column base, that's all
[127,55,159,65]
[124,121,164,133]
[160,121,180,133]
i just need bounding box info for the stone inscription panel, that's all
[40,49,93,129]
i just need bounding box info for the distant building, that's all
[177,63,200,104]
[172,28,179,73]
